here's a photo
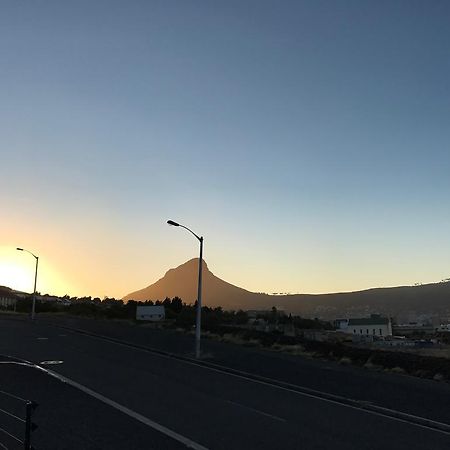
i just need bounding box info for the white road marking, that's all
[40,360,64,365]
[36,337,48,340]
[0,361,30,366]
[226,400,286,422]
[38,366,209,450]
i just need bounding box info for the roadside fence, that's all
[0,389,38,450]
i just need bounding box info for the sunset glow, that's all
[0,259,30,293]
[0,247,78,297]
[1,2,449,299]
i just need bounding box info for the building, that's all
[136,305,165,321]
[392,323,436,336]
[0,287,17,311]
[0,296,17,310]
[344,314,392,337]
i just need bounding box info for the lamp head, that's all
[16,248,23,251]
[167,220,180,227]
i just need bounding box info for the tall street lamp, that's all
[167,220,203,359]
[16,248,39,320]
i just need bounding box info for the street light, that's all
[167,220,204,359]
[16,248,39,320]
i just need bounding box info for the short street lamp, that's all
[167,220,203,359]
[16,248,39,320]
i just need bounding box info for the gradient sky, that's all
[1,0,450,299]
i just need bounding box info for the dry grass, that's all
[242,339,261,347]
[414,348,450,359]
[378,347,450,359]
[339,357,353,365]
[273,344,306,355]
[175,328,450,382]
[220,333,248,345]
[363,359,384,371]
[388,366,405,374]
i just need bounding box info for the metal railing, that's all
[0,389,38,450]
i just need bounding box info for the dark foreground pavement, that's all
[0,362,185,450]
[40,314,450,423]
[0,315,449,449]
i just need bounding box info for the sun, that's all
[0,246,38,292]
[0,246,82,297]
[0,260,33,292]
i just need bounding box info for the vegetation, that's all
[9,294,332,333]
[8,293,450,381]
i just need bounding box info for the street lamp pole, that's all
[196,236,203,359]
[167,220,204,359]
[16,248,39,320]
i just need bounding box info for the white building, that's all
[344,315,392,337]
[136,305,165,321]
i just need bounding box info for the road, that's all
[0,315,449,449]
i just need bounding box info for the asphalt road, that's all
[1,316,450,450]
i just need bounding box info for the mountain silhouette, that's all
[124,259,264,309]
[124,259,450,319]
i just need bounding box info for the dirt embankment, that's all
[200,326,450,382]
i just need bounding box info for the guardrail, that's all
[0,389,38,450]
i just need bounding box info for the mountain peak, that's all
[124,258,255,308]
[170,258,208,271]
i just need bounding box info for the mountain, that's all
[124,259,450,319]
[124,259,265,310]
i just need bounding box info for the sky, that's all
[1,0,450,299]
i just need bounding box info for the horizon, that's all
[2,255,449,300]
[1,1,450,298]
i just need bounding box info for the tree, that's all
[235,310,249,325]
[170,297,183,314]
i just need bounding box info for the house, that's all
[0,287,17,311]
[0,296,17,310]
[344,314,392,337]
[39,295,60,303]
[136,305,165,321]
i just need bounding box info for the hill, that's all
[124,259,450,319]
[124,259,265,310]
